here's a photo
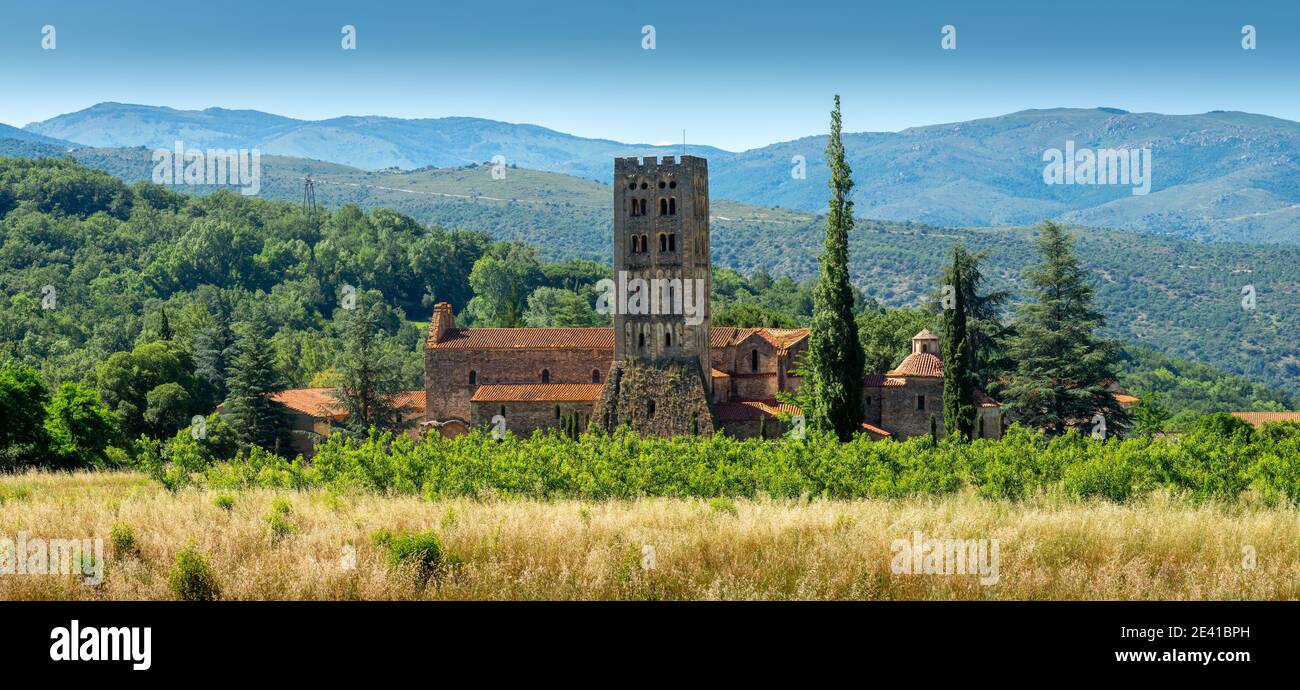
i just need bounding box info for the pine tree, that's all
[1001,221,1129,436]
[222,312,288,452]
[331,293,407,436]
[941,250,976,441]
[803,95,865,441]
[193,293,237,401]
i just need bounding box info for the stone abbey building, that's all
[423,155,1003,440]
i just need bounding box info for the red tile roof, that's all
[713,399,802,421]
[1230,411,1300,427]
[427,325,811,353]
[470,383,605,402]
[429,328,614,350]
[709,326,809,350]
[861,422,893,437]
[863,374,907,387]
[886,352,944,377]
[272,388,424,420]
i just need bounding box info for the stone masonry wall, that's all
[594,359,714,437]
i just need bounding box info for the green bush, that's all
[376,530,443,580]
[109,522,137,558]
[264,500,295,541]
[709,497,738,516]
[168,546,220,601]
[213,493,235,511]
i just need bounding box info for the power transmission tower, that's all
[302,175,317,212]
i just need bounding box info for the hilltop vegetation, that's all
[3,142,1296,401]
[0,156,1293,468]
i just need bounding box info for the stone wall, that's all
[594,359,715,437]
[880,377,946,439]
[425,347,611,422]
[469,400,596,437]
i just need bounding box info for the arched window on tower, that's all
[638,198,647,216]
[592,369,601,384]
[638,330,646,349]
[659,233,667,252]
[541,369,550,384]
[751,349,759,372]
[665,330,672,347]
[668,197,676,215]
[659,198,668,216]
[630,198,638,217]
[640,234,648,252]
[630,235,638,253]
[668,233,676,251]
[469,370,477,385]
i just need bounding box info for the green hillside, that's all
[2,144,1297,400]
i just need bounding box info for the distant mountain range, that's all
[19,102,1300,244]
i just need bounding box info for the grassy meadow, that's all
[0,470,1295,601]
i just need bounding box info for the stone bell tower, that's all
[595,155,714,436]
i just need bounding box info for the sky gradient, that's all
[1,0,1297,151]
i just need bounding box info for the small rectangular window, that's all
[917,395,925,410]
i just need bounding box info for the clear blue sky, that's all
[1,0,1297,151]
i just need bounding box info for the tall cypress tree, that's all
[941,250,976,441]
[223,311,289,452]
[938,244,1011,383]
[804,95,865,440]
[1001,221,1129,436]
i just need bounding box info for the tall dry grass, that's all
[0,471,1295,600]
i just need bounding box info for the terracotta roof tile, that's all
[271,388,423,419]
[713,399,801,421]
[428,325,810,353]
[709,326,810,349]
[1230,411,1300,427]
[429,328,614,350]
[470,383,605,402]
[863,374,907,387]
[886,352,944,377]
[861,422,893,437]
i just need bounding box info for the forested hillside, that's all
[1,156,1292,437]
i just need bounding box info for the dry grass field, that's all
[0,470,1296,600]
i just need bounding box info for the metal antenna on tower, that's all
[302,175,317,212]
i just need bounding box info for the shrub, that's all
[264,503,295,541]
[168,546,220,601]
[213,493,235,511]
[709,497,738,516]
[376,529,443,580]
[109,522,137,558]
